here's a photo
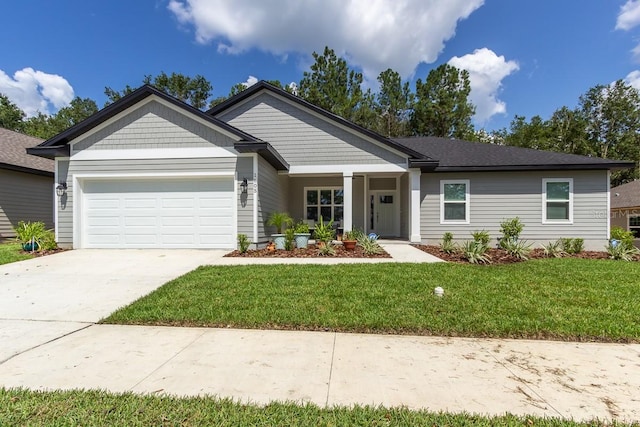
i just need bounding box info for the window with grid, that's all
[543,179,573,223]
[305,188,344,223]
[629,216,640,238]
[440,180,469,224]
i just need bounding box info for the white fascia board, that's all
[287,164,407,175]
[71,146,238,160]
[73,171,235,180]
[70,95,243,152]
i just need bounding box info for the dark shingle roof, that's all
[394,136,635,172]
[611,180,640,209]
[0,128,53,175]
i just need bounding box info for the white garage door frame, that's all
[73,171,237,249]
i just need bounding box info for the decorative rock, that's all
[434,286,444,297]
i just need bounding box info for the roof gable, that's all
[0,128,53,175]
[209,81,432,162]
[27,85,261,159]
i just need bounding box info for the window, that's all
[542,178,573,223]
[305,188,344,224]
[629,216,640,238]
[440,180,469,224]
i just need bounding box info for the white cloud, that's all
[448,48,519,123]
[167,0,484,81]
[624,70,640,90]
[616,0,640,30]
[242,75,258,88]
[0,68,74,117]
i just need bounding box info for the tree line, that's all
[1,46,638,185]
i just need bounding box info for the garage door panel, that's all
[82,177,235,249]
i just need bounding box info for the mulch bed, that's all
[225,244,391,258]
[19,248,68,258]
[413,244,628,265]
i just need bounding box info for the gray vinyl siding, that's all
[0,169,53,240]
[217,92,407,167]
[56,158,237,247]
[257,156,288,242]
[236,156,254,241]
[73,100,236,151]
[420,170,610,250]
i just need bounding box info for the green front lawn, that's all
[0,388,623,426]
[103,259,640,342]
[0,242,32,265]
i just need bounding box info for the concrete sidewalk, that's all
[1,325,638,423]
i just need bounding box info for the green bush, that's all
[293,221,310,234]
[471,230,490,246]
[237,234,250,253]
[357,235,384,255]
[284,228,296,251]
[461,241,491,264]
[342,228,364,241]
[318,242,336,256]
[502,238,531,260]
[606,240,639,261]
[541,240,565,258]
[440,232,457,254]
[12,221,56,251]
[611,226,634,250]
[313,217,335,244]
[560,238,584,254]
[498,217,524,248]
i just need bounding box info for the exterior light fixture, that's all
[240,177,248,194]
[56,182,67,197]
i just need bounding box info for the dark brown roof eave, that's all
[429,162,636,173]
[234,141,289,171]
[0,162,54,177]
[26,145,70,160]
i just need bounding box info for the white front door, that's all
[370,191,399,237]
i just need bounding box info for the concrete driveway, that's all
[0,249,225,362]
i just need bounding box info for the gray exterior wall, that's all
[257,156,289,243]
[73,100,236,151]
[420,170,610,250]
[236,156,254,242]
[57,158,237,247]
[217,92,407,167]
[0,169,53,239]
[400,174,409,238]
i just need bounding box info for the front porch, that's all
[281,171,421,241]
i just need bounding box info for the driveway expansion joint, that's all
[325,332,337,407]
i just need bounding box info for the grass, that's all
[0,242,32,265]
[0,388,630,426]
[103,259,640,342]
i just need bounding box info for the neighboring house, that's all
[611,180,640,247]
[0,128,54,240]
[28,82,633,250]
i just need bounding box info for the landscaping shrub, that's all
[498,217,523,248]
[606,240,639,261]
[284,228,296,250]
[237,234,250,253]
[440,232,457,254]
[460,240,491,264]
[12,221,56,251]
[471,230,490,246]
[502,238,531,260]
[611,226,635,250]
[357,235,384,255]
[541,240,565,258]
[560,238,584,254]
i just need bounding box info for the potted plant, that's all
[341,229,362,251]
[266,211,293,250]
[312,217,335,247]
[293,221,311,249]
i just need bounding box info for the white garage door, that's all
[82,178,235,248]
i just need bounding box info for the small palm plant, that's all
[266,212,293,234]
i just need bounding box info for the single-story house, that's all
[610,180,640,247]
[28,81,633,250]
[0,128,54,240]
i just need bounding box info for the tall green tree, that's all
[579,80,640,185]
[410,64,475,139]
[375,69,413,137]
[546,106,589,155]
[0,94,25,131]
[298,46,372,127]
[23,97,98,139]
[105,72,213,109]
[504,115,551,150]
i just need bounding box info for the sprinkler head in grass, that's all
[434,287,444,297]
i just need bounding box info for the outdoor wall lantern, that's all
[240,177,248,194]
[56,182,67,197]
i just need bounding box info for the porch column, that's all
[343,171,353,232]
[409,168,421,242]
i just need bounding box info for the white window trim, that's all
[542,178,573,224]
[304,186,344,224]
[440,179,470,225]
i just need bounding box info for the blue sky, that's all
[2,0,640,132]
